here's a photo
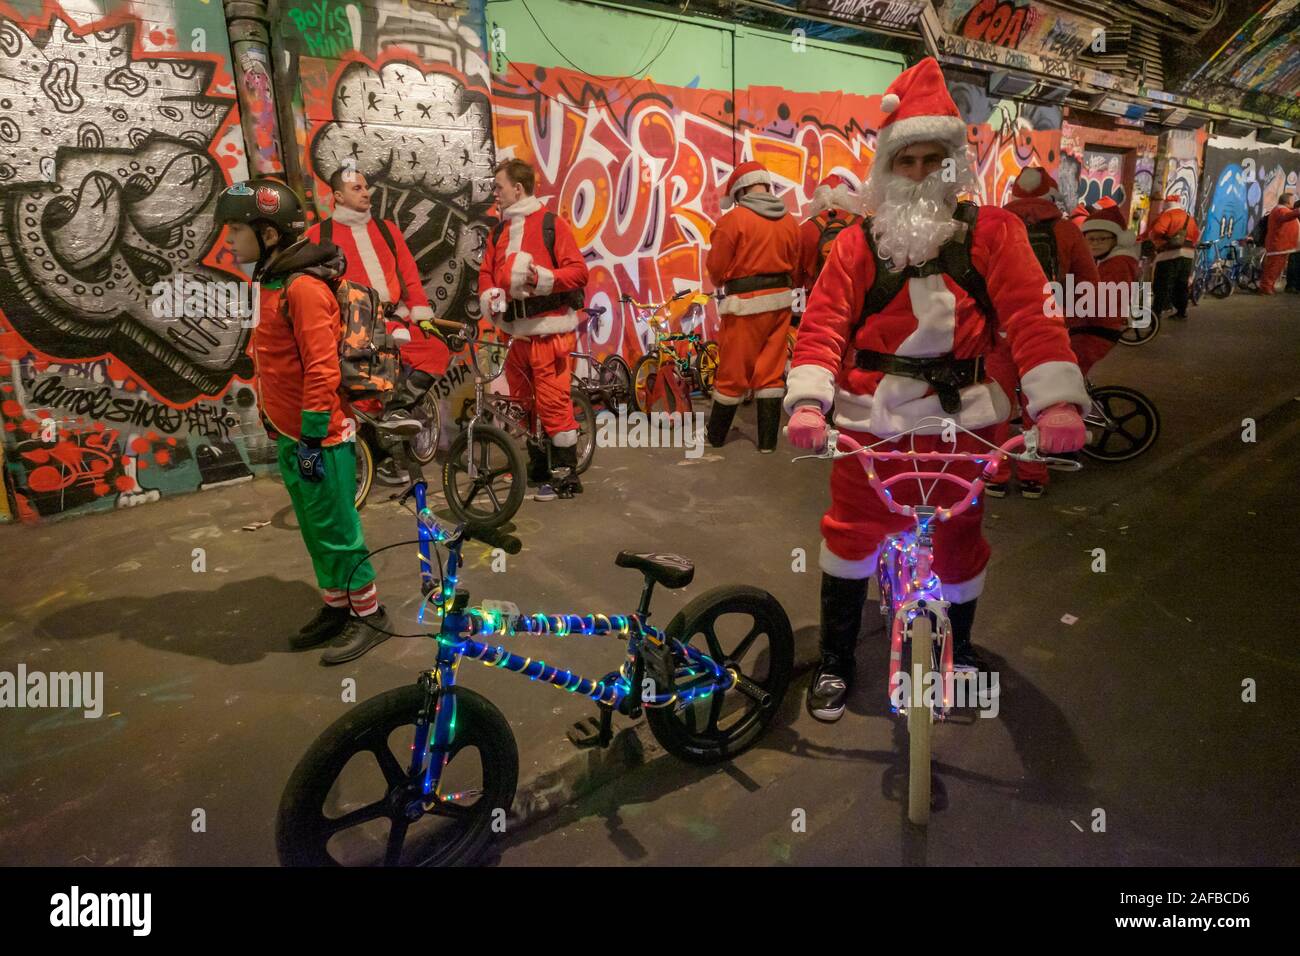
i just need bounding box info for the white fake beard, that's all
[866,169,962,269]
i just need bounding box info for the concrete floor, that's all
[2,293,1298,866]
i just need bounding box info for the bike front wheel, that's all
[1119,310,1160,346]
[1082,385,1160,462]
[276,684,519,867]
[906,614,934,826]
[646,585,794,765]
[600,355,633,410]
[442,423,527,530]
[571,387,597,475]
[632,352,679,414]
[407,388,442,465]
[354,437,375,511]
[695,341,719,398]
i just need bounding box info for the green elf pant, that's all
[277,436,376,591]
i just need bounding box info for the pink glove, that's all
[1035,402,1087,453]
[786,405,828,450]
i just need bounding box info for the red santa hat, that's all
[1011,167,1061,201]
[1081,204,1128,239]
[808,172,862,216]
[721,160,773,210]
[873,57,967,171]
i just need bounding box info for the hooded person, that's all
[704,160,802,452]
[796,173,865,300]
[783,57,1090,722]
[984,167,1101,498]
[215,179,391,666]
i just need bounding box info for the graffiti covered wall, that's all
[0,0,262,522]
[1059,119,1158,232]
[1198,137,1300,258]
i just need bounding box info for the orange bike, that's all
[622,290,719,414]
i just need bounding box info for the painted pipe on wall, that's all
[223,0,287,177]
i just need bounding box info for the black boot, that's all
[525,437,551,486]
[807,573,869,722]
[706,400,738,447]
[291,604,350,649]
[320,607,393,666]
[756,397,783,453]
[377,370,434,436]
[552,442,582,498]
[948,598,983,673]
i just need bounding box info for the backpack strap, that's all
[372,219,408,304]
[319,219,333,246]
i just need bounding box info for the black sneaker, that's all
[984,481,1009,498]
[376,411,421,437]
[320,608,392,666]
[554,471,583,499]
[952,642,984,674]
[291,605,350,649]
[806,660,853,722]
[376,458,408,486]
[1020,480,1045,499]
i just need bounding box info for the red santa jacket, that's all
[478,194,588,339]
[1093,246,1140,330]
[786,206,1089,437]
[796,210,864,291]
[1005,197,1100,289]
[1144,204,1200,262]
[252,241,349,445]
[706,203,801,316]
[1264,204,1300,254]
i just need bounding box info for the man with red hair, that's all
[784,57,1089,721]
[705,160,801,452]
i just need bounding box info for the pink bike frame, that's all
[831,428,1027,717]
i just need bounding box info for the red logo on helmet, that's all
[254,186,281,216]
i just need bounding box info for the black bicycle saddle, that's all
[615,551,695,589]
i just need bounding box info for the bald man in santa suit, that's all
[705,161,802,452]
[784,57,1090,722]
[306,168,447,436]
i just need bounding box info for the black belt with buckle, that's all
[853,350,985,414]
[505,292,574,321]
[723,272,792,295]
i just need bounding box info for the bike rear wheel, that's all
[907,614,934,826]
[442,423,526,530]
[646,585,794,765]
[276,684,518,867]
[695,341,719,398]
[1082,385,1160,462]
[1119,310,1160,346]
[407,389,442,465]
[571,388,597,475]
[354,437,375,511]
[600,355,633,410]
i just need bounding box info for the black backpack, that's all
[490,210,586,309]
[1024,219,1062,285]
[1254,212,1269,246]
[813,212,853,281]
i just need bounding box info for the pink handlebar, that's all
[833,431,1026,522]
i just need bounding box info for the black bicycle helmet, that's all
[215,178,307,235]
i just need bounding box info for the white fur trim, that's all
[880,92,900,114]
[1015,168,1043,195]
[533,264,555,296]
[1019,360,1089,419]
[718,289,794,315]
[480,287,506,317]
[897,274,955,355]
[390,326,412,344]
[489,306,579,339]
[1155,248,1195,263]
[721,169,772,210]
[754,387,786,399]
[874,115,967,169]
[830,381,1011,438]
[552,429,578,448]
[819,539,880,580]
[509,251,534,299]
[809,183,861,217]
[784,363,837,414]
[712,390,744,405]
[409,305,434,322]
[349,223,394,302]
[502,194,543,220]
[1083,220,1124,239]
[330,205,371,227]
[940,567,987,603]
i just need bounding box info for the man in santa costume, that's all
[705,161,802,452]
[984,167,1099,499]
[1260,191,1300,295]
[306,168,447,437]
[795,173,864,304]
[784,57,1090,722]
[479,158,589,500]
[1140,193,1199,319]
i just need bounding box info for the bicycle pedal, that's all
[565,716,605,749]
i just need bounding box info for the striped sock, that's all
[322,588,349,608]
[349,583,379,617]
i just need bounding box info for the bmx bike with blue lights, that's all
[795,418,1077,825]
[275,458,794,866]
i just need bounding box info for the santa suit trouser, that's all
[505,331,579,446]
[713,309,792,403]
[1153,257,1192,315]
[1260,253,1290,294]
[821,426,994,601]
[276,436,376,590]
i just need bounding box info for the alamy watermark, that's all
[1044,276,1153,328]
[0,665,104,718]
[595,407,706,458]
[891,668,1000,718]
[150,275,255,327]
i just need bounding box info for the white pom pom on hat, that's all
[880,92,900,114]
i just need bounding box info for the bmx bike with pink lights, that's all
[796,417,1079,825]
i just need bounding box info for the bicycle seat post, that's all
[636,576,657,620]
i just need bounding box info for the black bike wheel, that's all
[645,585,794,765]
[276,685,518,867]
[407,389,442,465]
[601,355,633,410]
[571,388,597,475]
[1119,310,1160,346]
[354,437,375,511]
[1211,274,1235,299]
[1082,386,1160,462]
[442,423,526,531]
[695,341,719,398]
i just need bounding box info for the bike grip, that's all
[470,524,522,555]
[730,671,772,708]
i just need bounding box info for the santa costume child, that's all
[1076,203,1138,374]
[704,160,802,452]
[783,57,1090,722]
[984,166,1100,499]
